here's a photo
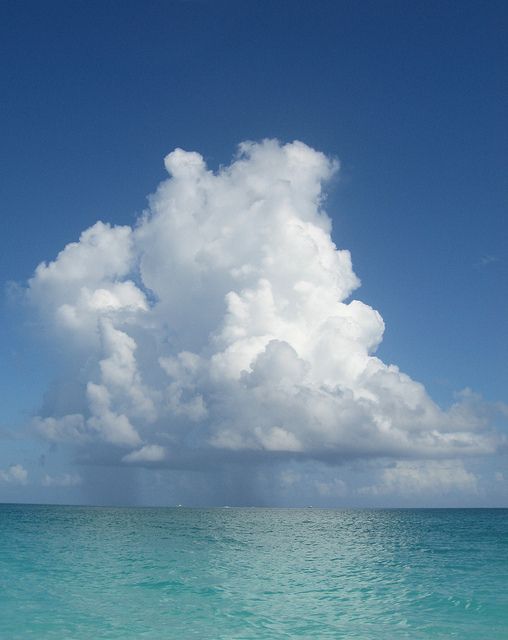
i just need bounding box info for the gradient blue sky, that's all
[1,0,506,505]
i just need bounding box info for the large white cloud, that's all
[27,140,503,477]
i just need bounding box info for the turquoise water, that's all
[0,506,507,639]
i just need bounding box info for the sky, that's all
[0,0,506,506]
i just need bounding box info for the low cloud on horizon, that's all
[18,139,507,505]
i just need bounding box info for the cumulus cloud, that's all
[0,464,28,485]
[359,460,479,496]
[26,140,504,489]
[123,445,166,464]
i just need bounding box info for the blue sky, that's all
[1,1,506,505]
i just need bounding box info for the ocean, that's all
[0,505,507,638]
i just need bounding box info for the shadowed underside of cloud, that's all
[27,140,504,485]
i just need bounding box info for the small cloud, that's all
[33,414,89,443]
[0,464,28,485]
[315,478,347,497]
[42,472,82,487]
[280,470,301,487]
[122,444,166,463]
[359,460,478,497]
[475,254,499,269]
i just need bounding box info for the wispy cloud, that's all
[475,254,499,269]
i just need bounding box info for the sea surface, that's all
[0,505,507,639]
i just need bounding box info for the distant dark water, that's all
[1,505,507,638]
